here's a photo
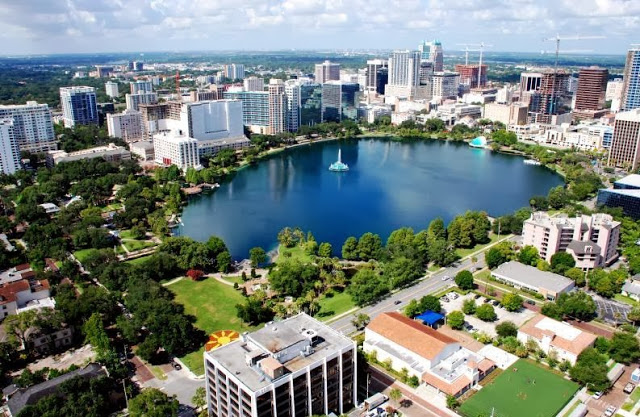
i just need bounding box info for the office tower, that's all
[575,67,608,111]
[418,40,444,72]
[385,50,421,98]
[223,89,270,132]
[622,46,640,111]
[432,72,460,99]
[205,314,356,417]
[59,86,98,128]
[244,76,265,92]
[133,61,144,71]
[322,81,360,123]
[130,80,153,95]
[106,109,143,142]
[127,61,134,71]
[190,90,220,102]
[519,72,543,104]
[268,79,286,135]
[0,120,21,175]
[95,66,113,78]
[224,64,245,80]
[97,102,115,127]
[300,84,323,126]
[366,59,388,95]
[284,80,301,133]
[314,60,340,84]
[0,101,56,152]
[105,81,119,99]
[608,108,640,170]
[126,92,158,111]
[455,64,488,88]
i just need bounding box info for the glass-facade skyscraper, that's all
[59,86,98,128]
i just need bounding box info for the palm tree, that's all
[389,388,402,404]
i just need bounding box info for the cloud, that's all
[0,0,634,54]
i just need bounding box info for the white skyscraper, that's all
[60,86,98,128]
[0,101,56,152]
[385,50,424,99]
[0,120,21,175]
[130,80,153,95]
[268,79,286,135]
[243,76,265,92]
[107,109,143,142]
[284,80,302,133]
[224,64,245,80]
[105,81,119,99]
[126,92,158,111]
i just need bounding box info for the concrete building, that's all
[224,64,245,80]
[314,60,340,84]
[46,143,131,166]
[133,61,144,71]
[385,50,422,99]
[59,86,98,128]
[483,103,528,126]
[491,261,575,300]
[519,72,542,105]
[190,90,222,102]
[364,312,495,397]
[153,132,199,170]
[431,102,482,126]
[95,66,113,78]
[608,108,640,170]
[522,212,620,267]
[126,92,158,111]
[268,79,286,135]
[418,40,444,72]
[106,109,143,142]
[25,325,73,356]
[0,101,56,153]
[130,80,153,95]
[575,67,608,111]
[0,120,21,175]
[129,140,154,161]
[205,313,356,417]
[622,46,640,111]
[284,80,302,133]
[431,72,460,100]
[223,89,270,133]
[529,71,571,124]
[105,81,119,99]
[322,81,360,122]
[517,315,597,365]
[0,264,51,319]
[607,78,624,112]
[244,77,265,92]
[455,65,487,89]
[366,59,388,95]
[358,104,392,123]
[597,174,640,219]
[533,123,612,151]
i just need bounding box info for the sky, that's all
[0,0,637,55]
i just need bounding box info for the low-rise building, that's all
[129,140,154,161]
[491,261,574,300]
[0,264,51,319]
[597,174,640,219]
[621,281,640,301]
[25,325,74,355]
[517,315,597,364]
[364,312,495,397]
[46,144,131,167]
[153,131,199,171]
[483,103,528,126]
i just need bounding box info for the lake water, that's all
[176,138,564,259]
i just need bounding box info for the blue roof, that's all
[415,310,445,325]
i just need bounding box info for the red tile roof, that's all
[422,372,472,396]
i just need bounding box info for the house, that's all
[0,264,52,319]
[622,281,640,301]
[38,203,60,215]
[491,261,575,300]
[364,312,495,397]
[517,315,597,365]
[25,326,74,355]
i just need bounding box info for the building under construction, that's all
[526,70,571,124]
[455,64,487,88]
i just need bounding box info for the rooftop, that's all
[518,315,596,356]
[615,174,640,189]
[206,313,354,392]
[623,281,640,296]
[566,240,601,255]
[492,261,574,293]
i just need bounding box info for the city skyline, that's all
[0,0,638,56]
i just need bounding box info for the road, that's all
[329,253,487,335]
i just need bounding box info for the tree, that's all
[428,238,457,267]
[419,295,441,313]
[556,291,597,321]
[5,310,37,350]
[541,302,564,320]
[518,246,540,266]
[404,299,422,318]
[550,252,576,275]
[462,299,476,315]
[569,348,610,391]
[446,395,460,410]
[351,314,371,330]
[249,247,267,268]
[342,236,359,260]
[496,321,518,338]
[389,388,402,403]
[216,251,232,273]
[129,388,179,417]
[501,293,523,312]
[186,269,204,281]
[447,311,465,330]
[565,267,586,287]
[485,242,515,269]
[609,332,640,364]
[192,387,206,412]
[384,257,422,289]
[236,297,274,325]
[627,306,640,325]
[454,270,474,290]
[428,217,447,240]
[317,242,332,258]
[82,313,110,355]
[347,269,388,306]
[475,304,497,321]
[357,232,383,261]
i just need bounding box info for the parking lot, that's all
[592,294,631,324]
[440,292,536,337]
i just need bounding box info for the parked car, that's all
[394,300,402,305]
[624,383,635,394]
[592,391,603,400]
[605,405,616,417]
[441,275,450,281]
[491,300,499,306]
[442,297,450,302]
[172,361,182,371]
[526,299,536,305]
[474,294,481,299]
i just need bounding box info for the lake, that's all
[176,138,564,259]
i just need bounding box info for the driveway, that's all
[592,294,630,324]
[143,366,205,406]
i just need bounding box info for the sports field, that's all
[460,359,579,417]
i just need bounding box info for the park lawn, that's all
[221,275,245,285]
[456,233,502,259]
[316,290,355,321]
[614,294,638,307]
[460,359,579,417]
[122,240,156,252]
[278,245,314,264]
[73,248,97,264]
[167,277,258,375]
[125,256,151,266]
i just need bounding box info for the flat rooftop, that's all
[206,313,353,392]
[492,261,574,293]
[615,174,640,189]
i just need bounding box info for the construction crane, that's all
[458,43,492,88]
[175,70,181,101]
[542,34,605,72]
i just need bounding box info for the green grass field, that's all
[460,360,579,417]
[278,245,314,264]
[73,248,98,264]
[316,290,355,321]
[167,277,258,375]
[125,256,152,266]
[456,233,503,258]
[122,240,156,252]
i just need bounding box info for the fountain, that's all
[329,148,349,172]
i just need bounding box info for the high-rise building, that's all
[223,89,270,133]
[106,109,143,142]
[300,84,323,127]
[455,65,487,88]
[432,72,460,99]
[153,133,199,170]
[224,64,245,80]
[95,66,113,78]
[284,80,301,133]
[385,50,421,98]
[608,108,640,170]
[322,81,360,122]
[0,120,21,175]
[527,71,571,124]
[205,313,356,417]
[622,46,640,111]
[268,80,286,135]
[0,101,56,152]
[244,76,265,92]
[607,78,624,112]
[130,80,153,95]
[519,72,542,104]
[314,60,340,84]
[575,67,608,111]
[133,61,144,72]
[126,92,158,111]
[59,86,98,128]
[418,40,444,72]
[366,59,388,95]
[105,81,119,99]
